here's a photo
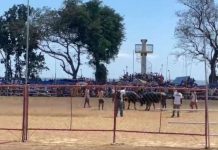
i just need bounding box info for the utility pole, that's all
[22,0,30,143]
[25,0,30,84]
[166,56,168,81]
[54,56,57,84]
[202,7,210,149]
[133,50,134,74]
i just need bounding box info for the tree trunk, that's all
[73,72,77,79]
[95,61,107,84]
[209,62,216,84]
[14,54,22,81]
[95,61,100,82]
[4,60,8,82]
[4,54,12,83]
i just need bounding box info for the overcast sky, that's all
[0,0,210,80]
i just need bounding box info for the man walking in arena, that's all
[98,89,105,110]
[117,87,126,117]
[171,89,183,117]
[190,91,198,110]
[84,87,91,108]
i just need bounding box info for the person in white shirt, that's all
[98,89,104,110]
[112,87,115,102]
[190,91,198,109]
[171,90,183,117]
[117,88,126,117]
[84,88,91,108]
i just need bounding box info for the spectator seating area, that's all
[120,72,164,86]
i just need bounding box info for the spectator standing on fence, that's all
[84,88,91,108]
[190,91,198,110]
[171,90,183,117]
[117,87,126,117]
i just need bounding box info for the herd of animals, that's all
[125,91,167,111]
[113,90,167,111]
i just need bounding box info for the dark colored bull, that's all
[124,91,142,110]
[140,92,167,111]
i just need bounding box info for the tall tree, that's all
[0,17,14,82]
[84,0,125,83]
[38,1,87,79]
[38,0,125,82]
[175,0,218,83]
[0,4,47,82]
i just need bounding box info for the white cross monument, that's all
[135,39,153,74]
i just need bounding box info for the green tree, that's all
[175,0,218,83]
[84,0,125,83]
[0,4,47,82]
[38,1,87,79]
[0,16,15,82]
[38,0,124,82]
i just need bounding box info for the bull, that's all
[124,91,142,110]
[140,92,167,111]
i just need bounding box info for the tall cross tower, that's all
[135,39,153,74]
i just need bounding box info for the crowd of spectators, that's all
[120,72,164,86]
[0,73,200,97]
[0,72,197,88]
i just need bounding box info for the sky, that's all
[0,0,209,81]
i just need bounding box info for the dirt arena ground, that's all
[0,96,218,150]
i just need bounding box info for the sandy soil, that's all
[0,96,217,150]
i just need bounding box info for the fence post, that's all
[205,87,210,149]
[22,85,26,142]
[70,86,73,130]
[26,84,29,141]
[22,84,29,142]
[159,87,163,133]
[113,86,117,144]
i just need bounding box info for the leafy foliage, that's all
[38,0,125,82]
[83,0,125,82]
[0,4,47,82]
[38,1,88,79]
[175,0,218,83]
